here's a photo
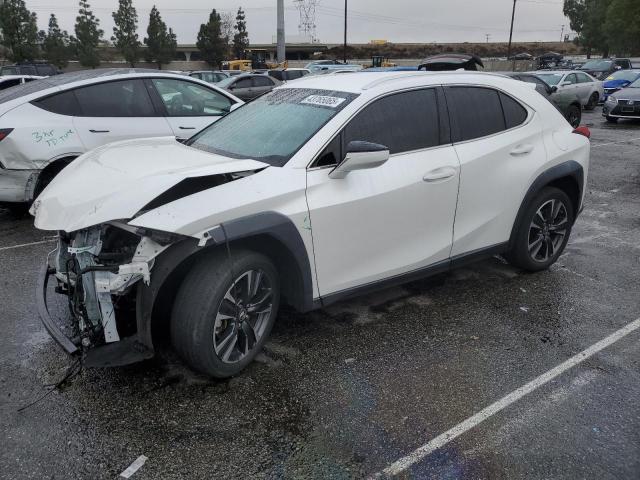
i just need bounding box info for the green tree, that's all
[196,9,226,68]
[39,14,71,69]
[0,0,39,62]
[74,0,103,68]
[112,0,140,67]
[144,6,177,69]
[563,0,612,57]
[604,0,640,55]
[232,7,249,59]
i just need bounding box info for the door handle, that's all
[89,129,110,133]
[510,144,534,156]
[178,126,196,130]
[423,166,457,182]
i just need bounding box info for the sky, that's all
[26,0,571,45]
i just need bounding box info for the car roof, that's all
[281,70,528,95]
[0,68,231,111]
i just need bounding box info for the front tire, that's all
[507,187,574,272]
[171,249,280,378]
[606,115,618,124]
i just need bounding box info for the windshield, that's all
[187,88,358,166]
[536,73,564,86]
[606,70,640,82]
[628,78,640,88]
[582,60,613,70]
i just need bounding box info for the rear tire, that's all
[507,187,574,272]
[606,116,618,124]
[566,104,581,128]
[170,248,280,378]
[585,92,599,111]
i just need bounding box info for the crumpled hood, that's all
[32,136,268,232]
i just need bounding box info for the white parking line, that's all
[592,136,640,148]
[0,239,56,252]
[119,455,148,478]
[371,317,640,478]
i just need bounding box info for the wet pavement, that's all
[1,110,639,479]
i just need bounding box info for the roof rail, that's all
[362,71,430,90]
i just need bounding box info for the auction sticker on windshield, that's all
[301,95,347,108]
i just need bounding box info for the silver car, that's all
[534,70,604,110]
[217,74,281,101]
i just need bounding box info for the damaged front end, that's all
[37,222,179,366]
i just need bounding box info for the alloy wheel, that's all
[213,269,273,363]
[528,199,568,263]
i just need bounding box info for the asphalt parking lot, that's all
[1,109,639,479]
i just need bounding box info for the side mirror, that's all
[329,141,389,179]
[559,81,571,87]
[550,85,558,94]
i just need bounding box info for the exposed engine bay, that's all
[51,223,174,352]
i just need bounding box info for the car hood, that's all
[604,79,629,87]
[32,136,268,232]
[611,87,640,100]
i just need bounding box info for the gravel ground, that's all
[1,109,639,479]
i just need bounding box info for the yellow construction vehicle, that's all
[367,55,397,68]
[223,50,288,71]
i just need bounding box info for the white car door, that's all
[576,72,598,103]
[71,78,173,151]
[444,86,545,256]
[306,88,460,297]
[148,78,237,140]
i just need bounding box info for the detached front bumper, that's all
[36,263,79,355]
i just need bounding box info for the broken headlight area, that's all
[51,223,173,351]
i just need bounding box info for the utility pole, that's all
[485,33,491,44]
[560,24,565,42]
[507,0,516,60]
[343,0,347,63]
[277,0,285,64]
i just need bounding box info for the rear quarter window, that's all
[32,90,81,116]
[499,93,528,129]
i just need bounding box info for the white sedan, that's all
[535,70,604,109]
[33,71,591,378]
[0,69,242,206]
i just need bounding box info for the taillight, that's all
[0,128,13,142]
[572,126,591,139]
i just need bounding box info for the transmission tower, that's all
[293,0,320,43]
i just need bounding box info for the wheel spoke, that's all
[551,200,562,222]
[545,236,554,258]
[241,321,257,353]
[250,270,263,300]
[529,235,544,258]
[247,290,272,313]
[215,326,237,356]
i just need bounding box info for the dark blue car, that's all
[602,70,640,102]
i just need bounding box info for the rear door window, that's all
[343,88,441,154]
[32,90,82,116]
[576,72,592,83]
[253,76,273,87]
[74,79,156,117]
[235,78,253,89]
[20,66,36,75]
[445,87,506,142]
[35,65,55,76]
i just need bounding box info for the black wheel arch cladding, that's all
[509,160,584,250]
[135,211,314,353]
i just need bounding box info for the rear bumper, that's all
[0,168,38,203]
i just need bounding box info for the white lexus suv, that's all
[32,71,590,378]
